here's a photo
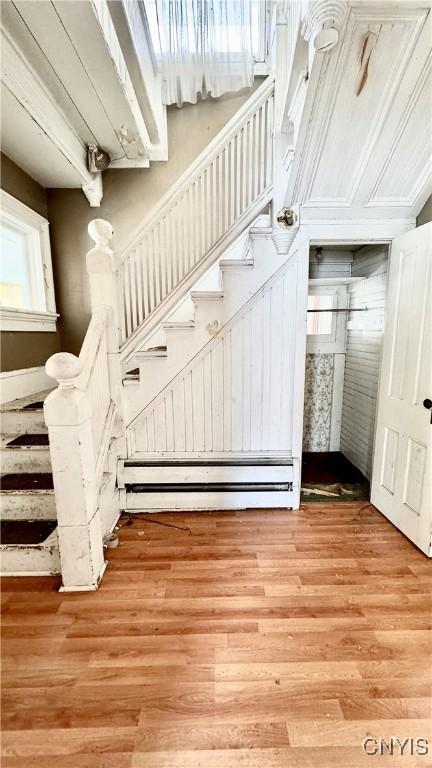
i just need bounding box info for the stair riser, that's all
[1,449,52,473]
[0,493,56,520]
[0,531,60,575]
[165,329,197,366]
[193,302,224,333]
[1,411,47,435]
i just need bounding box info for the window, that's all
[307,294,334,336]
[145,0,267,63]
[307,284,348,354]
[0,190,57,331]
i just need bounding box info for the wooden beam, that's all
[0,27,103,207]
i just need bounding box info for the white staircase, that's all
[0,392,60,575]
[99,74,308,514]
[7,74,305,587]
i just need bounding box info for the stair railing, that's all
[118,76,275,358]
[44,220,121,591]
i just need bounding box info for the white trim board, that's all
[0,366,55,405]
[0,308,58,332]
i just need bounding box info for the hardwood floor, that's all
[1,502,431,767]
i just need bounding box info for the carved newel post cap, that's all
[46,352,80,387]
[88,219,114,248]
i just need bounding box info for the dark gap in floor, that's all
[301,451,369,502]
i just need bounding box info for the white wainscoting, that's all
[127,248,307,458]
[340,245,389,479]
[0,366,55,405]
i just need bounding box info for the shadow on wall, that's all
[47,84,260,356]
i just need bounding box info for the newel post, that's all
[86,219,122,407]
[44,353,106,591]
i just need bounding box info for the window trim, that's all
[0,190,58,332]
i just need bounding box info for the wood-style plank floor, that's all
[1,502,432,767]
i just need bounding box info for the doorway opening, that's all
[301,242,390,502]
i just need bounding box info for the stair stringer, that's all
[125,239,308,481]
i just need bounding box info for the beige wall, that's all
[0,153,61,372]
[47,85,258,354]
[417,195,432,227]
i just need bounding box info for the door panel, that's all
[371,223,431,556]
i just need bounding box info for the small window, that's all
[145,0,267,63]
[0,191,57,332]
[307,294,334,336]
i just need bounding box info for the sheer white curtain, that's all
[150,0,255,107]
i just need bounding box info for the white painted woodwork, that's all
[340,245,389,478]
[109,0,167,160]
[0,367,54,406]
[43,220,122,590]
[0,398,48,436]
[0,24,103,206]
[123,488,295,512]
[118,77,275,358]
[371,224,432,556]
[0,529,60,576]
[127,239,308,479]
[125,224,290,415]
[283,3,432,224]
[120,462,293,486]
[0,0,167,202]
[0,489,56,522]
[1,441,51,474]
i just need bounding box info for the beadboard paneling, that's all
[128,252,305,457]
[340,246,389,479]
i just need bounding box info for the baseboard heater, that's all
[124,458,293,467]
[120,457,297,510]
[126,482,293,493]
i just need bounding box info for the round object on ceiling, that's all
[314,27,339,52]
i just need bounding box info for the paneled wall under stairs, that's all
[126,243,308,459]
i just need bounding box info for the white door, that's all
[371,223,432,556]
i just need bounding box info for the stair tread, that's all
[137,349,168,359]
[219,258,254,267]
[5,434,49,448]
[1,390,51,412]
[1,473,54,491]
[191,290,224,299]
[1,519,57,546]
[162,321,195,329]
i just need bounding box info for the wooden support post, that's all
[44,353,106,591]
